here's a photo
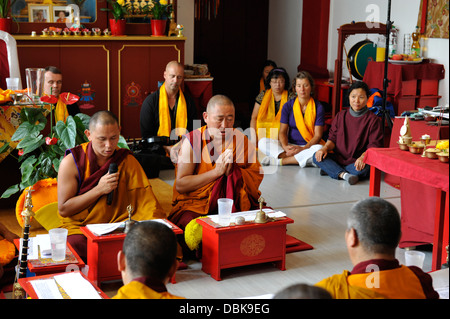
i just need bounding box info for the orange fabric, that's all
[259,77,265,93]
[367,91,382,109]
[0,239,16,266]
[315,270,387,299]
[347,265,427,299]
[292,97,325,145]
[157,83,188,137]
[256,89,289,140]
[59,143,166,236]
[15,178,58,227]
[113,281,184,299]
[169,126,263,220]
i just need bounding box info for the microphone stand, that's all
[381,0,394,138]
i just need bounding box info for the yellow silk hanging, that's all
[293,97,325,145]
[157,83,188,137]
[256,89,288,140]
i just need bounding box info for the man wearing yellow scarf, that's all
[259,71,325,167]
[140,61,197,162]
[43,66,81,122]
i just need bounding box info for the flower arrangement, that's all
[0,100,129,199]
[143,0,173,20]
[101,0,131,21]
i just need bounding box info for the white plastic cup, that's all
[6,77,19,91]
[49,228,68,261]
[217,198,233,226]
[404,250,425,269]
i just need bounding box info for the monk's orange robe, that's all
[113,281,184,299]
[316,265,437,299]
[59,142,166,236]
[169,126,263,222]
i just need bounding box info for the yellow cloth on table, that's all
[292,97,325,145]
[256,89,288,140]
[157,83,188,138]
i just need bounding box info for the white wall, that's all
[267,0,303,84]
[177,0,195,65]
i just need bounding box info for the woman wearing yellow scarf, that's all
[260,71,326,167]
[250,68,295,143]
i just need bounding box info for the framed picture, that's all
[52,5,74,24]
[28,4,51,23]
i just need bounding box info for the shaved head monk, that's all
[168,95,264,258]
[57,111,166,261]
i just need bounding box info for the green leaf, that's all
[11,122,41,141]
[0,142,10,154]
[1,184,20,199]
[20,156,37,181]
[75,113,91,130]
[56,117,77,150]
[118,135,130,149]
[17,135,45,156]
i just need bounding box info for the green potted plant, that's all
[0,0,16,33]
[101,0,131,35]
[142,0,173,36]
[0,105,128,199]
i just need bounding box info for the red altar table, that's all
[197,217,294,281]
[13,239,85,276]
[386,117,449,188]
[18,271,108,299]
[364,147,449,271]
[80,220,183,286]
[363,61,445,101]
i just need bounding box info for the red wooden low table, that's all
[197,217,294,281]
[13,239,85,276]
[80,220,183,286]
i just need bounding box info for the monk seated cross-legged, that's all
[168,95,264,259]
[57,111,166,262]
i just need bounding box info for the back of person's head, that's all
[347,197,401,255]
[44,66,62,75]
[348,81,370,98]
[122,221,178,281]
[273,283,332,299]
[294,71,316,97]
[89,110,119,130]
[265,67,290,91]
[262,60,277,69]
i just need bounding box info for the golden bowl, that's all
[437,152,449,163]
[425,148,439,159]
[397,142,409,151]
[408,144,425,154]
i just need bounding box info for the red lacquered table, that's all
[80,220,183,286]
[365,147,449,271]
[197,217,294,281]
[13,239,85,276]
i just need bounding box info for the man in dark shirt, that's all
[140,61,197,142]
[43,66,81,116]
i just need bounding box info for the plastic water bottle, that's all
[389,25,398,56]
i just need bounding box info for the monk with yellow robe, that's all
[114,221,184,299]
[169,95,263,257]
[315,197,439,299]
[57,111,166,261]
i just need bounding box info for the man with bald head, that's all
[168,95,263,258]
[140,61,197,152]
[57,111,166,261]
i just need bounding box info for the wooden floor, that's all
[0,156,435,299]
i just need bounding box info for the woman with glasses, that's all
[250,67,295,144]
[259,71,326,167]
